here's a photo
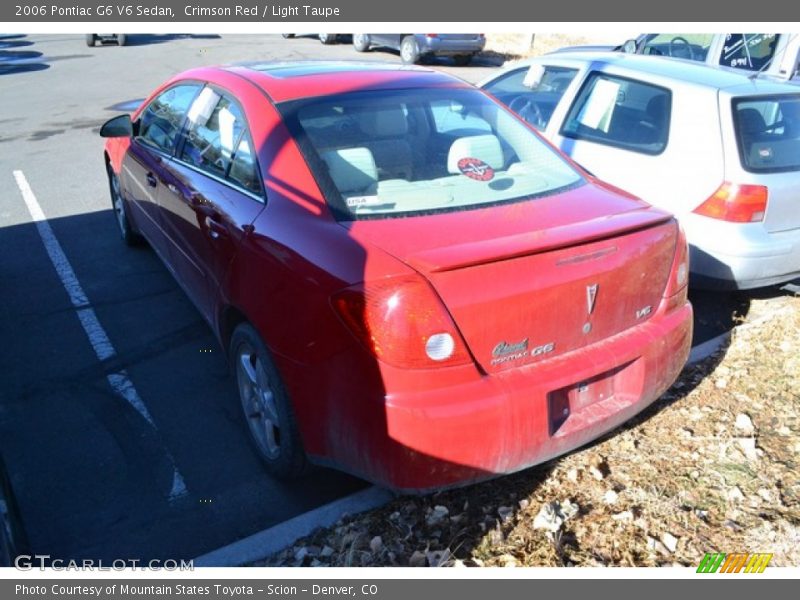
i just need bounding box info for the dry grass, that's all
[481,33,636,62]
[257,292,800,568]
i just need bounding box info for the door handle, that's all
[146,172,158,188]
[205,216,227,240]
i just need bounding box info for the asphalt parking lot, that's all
[0,33,794,563]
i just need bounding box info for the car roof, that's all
[185,61,472,103]
[504,51,800,95]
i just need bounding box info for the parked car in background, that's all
[555,33,799,81]
[0,454,28,567]
[86,33,126,47]
[481,52,800,290]
[352,34,485,64]
[282,33,340,45]
[100,61,691,491]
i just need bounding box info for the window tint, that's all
[733,95,800,173]
[483,65,578,130]
[137,84,200,154]
[720,34,778,71]
[285,87,583,220]
[640,34,714,62]
[561,73,671,155]
[181,88,247,179]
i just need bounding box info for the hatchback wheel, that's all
[353,34,370,52]
[107,165,141,246]
[231,323,307,479]
[400,35,420,64]
[116,34,127,47]
[85,34,96,47]
[319,33,337,45]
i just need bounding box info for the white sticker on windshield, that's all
[576,78,620,132]
[345,195,381,208]
[523,64,546,89]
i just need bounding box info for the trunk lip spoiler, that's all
[407,210,676,273]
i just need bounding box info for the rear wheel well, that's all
[219,305,248,355]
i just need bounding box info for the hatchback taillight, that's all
[693,182,768,223]
[332,276,471,369]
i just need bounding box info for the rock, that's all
[369,536,383,554]
[757,488,773,502]
[603,490,619,505]
[294,547,308,562]
[588,458,609,480]
[426,505,449,526]
[498,554,518,567]
[408,551,427,567]
[453,559,467,568]
[661,532,679,553]
[735,413,755,435]
[612,510,634,522]
[727,486,745,502]
[694,509,708,521]
[647,536,670,556]
[715,378,728,389]
[320,546,334,558]
[533,500,579,532]
[426,548,451,568]
[566,468,579,482]
[777,426,791,435]
[518,499,530,510]
[498,506,514,523]
[310,559,321,567]
[737,437,759,461]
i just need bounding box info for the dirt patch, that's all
[257,292,800,568]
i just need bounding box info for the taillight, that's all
[332,275,472,369]
[425,34,439,38]
[663,223,689,310]
[693,182,768,223]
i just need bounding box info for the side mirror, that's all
[621,39,638,54]
[100,114,133,138]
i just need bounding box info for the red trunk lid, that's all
[343,182,677,373]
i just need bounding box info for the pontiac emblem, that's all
[586,284,598,315]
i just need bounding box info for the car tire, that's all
[116,34,126,47]
[319,33,337,45]
[400,35,420,64]
[453,54,473,66]
[353,34,370,52]
[0,457,28,568]
[107,164,142,246]
[230,323,307,479]
[282,34,295,39]
[85,34,96,47]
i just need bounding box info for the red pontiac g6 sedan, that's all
[100,62,693,492]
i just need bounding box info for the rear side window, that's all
[181,87,263,195]
[733,95,800,173]
[483,65,579,130]
[137,84,200,154]
[720,34,778,71]
[561,73,671,155]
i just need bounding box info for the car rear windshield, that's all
[279,88,583,220]
[733,94,800,173]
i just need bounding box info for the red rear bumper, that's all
[354,299,692,492]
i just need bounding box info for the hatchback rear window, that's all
[281,88,583,220]
[733,95,800,173]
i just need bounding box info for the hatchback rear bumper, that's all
[340,299,692,492]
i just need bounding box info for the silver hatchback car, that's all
[481,52,800,289]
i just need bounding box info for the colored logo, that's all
[696,552,772,573]
[457,157,494,182]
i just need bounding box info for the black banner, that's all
[2,0,799,22]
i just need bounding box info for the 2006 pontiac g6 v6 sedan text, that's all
[100,61,693,491]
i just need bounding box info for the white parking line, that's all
[13,169,188,501]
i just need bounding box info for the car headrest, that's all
[359,106,409,137]
[321,147,378,194]
[447,134,504,174]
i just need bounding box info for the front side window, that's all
[720,34,779,71]
[561,73,671,155]
[137,84,200,154]
[281,88,583,220]
[733,94,800,173]
[483,65,578,130]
